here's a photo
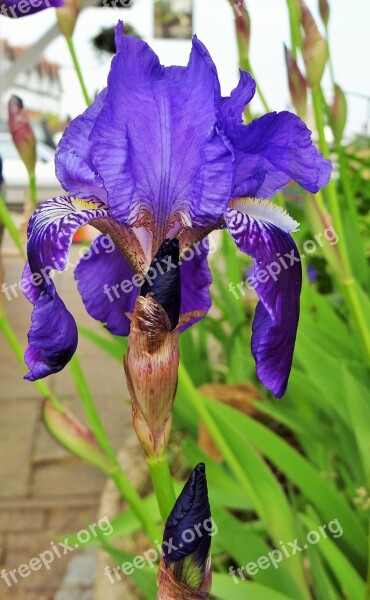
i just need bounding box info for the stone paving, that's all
[0,234,134,600]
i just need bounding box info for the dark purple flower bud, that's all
[140,238,181,330]
[159,463,212,595]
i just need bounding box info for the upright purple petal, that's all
[24,196,111,380]
[223,111,332,197]
[55,90,107,202]
[89,23,234,248]
[220,70,256,123]
[225,198,302,397]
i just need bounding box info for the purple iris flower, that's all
[22,22,331,397]
[0,0,62,18]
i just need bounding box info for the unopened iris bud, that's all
[330,84,347,144]
[301,1,328,88]
[158,464,212,599]
[56,0,80,38]
[284,45,307,118]
[8,95,36,177]
[140,239,181,330]
[318,0,330,27]
[125,239,182,458]
[43,398,115,473]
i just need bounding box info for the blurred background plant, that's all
[0,0,369,599]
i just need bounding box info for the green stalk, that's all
[68,355,162,539]
[110,465,161,543]
[178,362,264,514]
[0,195,25,256]
[286,0,302,59]
[0,318,160,540]
[66,37,91,107]
[69,354,117,462]
[147,454,176,523]
[311,87,370,364]
[29,172,37,210]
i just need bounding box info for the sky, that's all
[1,0,370,134]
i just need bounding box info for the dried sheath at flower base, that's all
[158,464,213,599]
[124,294,180,458]
[124,239,204,458]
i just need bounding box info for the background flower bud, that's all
[284,45,308,118]
[56,0,80,38]
[318,0,330,27]
[43,398,115,473]
[8,95,36,177]
[301,1,328,88]
[330,84,347,143]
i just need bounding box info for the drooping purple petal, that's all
[75,235,139,336]
[24,285,77,381]
[223,111,332,197]
[89,23,234,246]
[24,196,111,380]
[180,237,212,331]
[225,198,302,398]
[55,90,107,202]
[1,0,62,18]
[163,463,212,583]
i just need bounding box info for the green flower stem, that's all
[29,172,37,210]
[147,454,177,524]
[66,37,91,107]
[311,86,370,364]
[0,320,160,541]
[286,0,302,59]
[0,196,25,256]
[109,465,161,543]
[68,354,117,462]
[0,313,62,410]
[68,355,162,539]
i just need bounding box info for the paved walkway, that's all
[0,233,133,600]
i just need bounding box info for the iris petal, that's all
[24,196,111,380]
[225,198,302,398]
[223,111,332,197]
[220,70,256,123]
[89,23,233,248]
[55,90,107,202]
[74,236,212,335]
[180,237,212,331]
[75,235,139,336]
